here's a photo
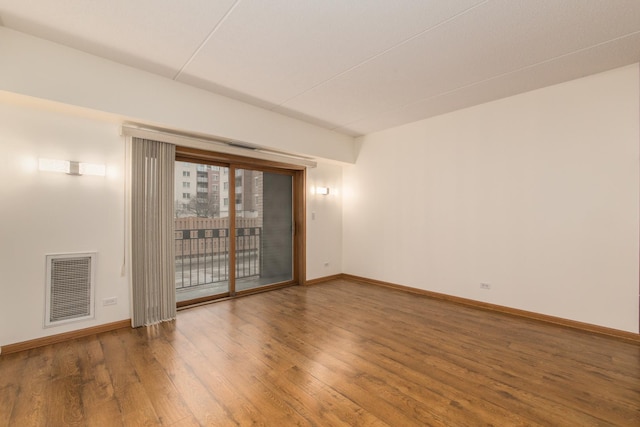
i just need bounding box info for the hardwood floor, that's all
[1,279,639,426]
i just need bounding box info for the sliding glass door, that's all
[174,162,230,303]
[174,156,300,306]
[235,168,293,292]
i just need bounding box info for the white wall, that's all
[306,163,343,280]
[0,27,356,164]
[0,94,347,346]
[344,64,640,333]
[0,96,129,346]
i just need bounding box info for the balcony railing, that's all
[175,227,261,289]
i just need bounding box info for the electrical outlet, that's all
[480,283,491,290]
[103,297,117,306]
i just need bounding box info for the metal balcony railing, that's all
[175,227,261,289]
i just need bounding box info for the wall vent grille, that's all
[45,253,96,327]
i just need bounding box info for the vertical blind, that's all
[131,138,176,327]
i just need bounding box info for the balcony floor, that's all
[176,275,292,302]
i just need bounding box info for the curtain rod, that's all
[121,124,317,168]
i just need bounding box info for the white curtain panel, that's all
[131,138,176,327]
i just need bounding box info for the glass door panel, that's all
[235,169,293,292]
[174,161,230,303]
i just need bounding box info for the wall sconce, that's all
[316,186,330,195]
[38,158,106,177]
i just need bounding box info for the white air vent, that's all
[45,252,96,327]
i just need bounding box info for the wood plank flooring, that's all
[1,279,639,426]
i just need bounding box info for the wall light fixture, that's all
[38,158,106,177]
[316,186,330,195]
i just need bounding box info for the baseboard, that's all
[341,274,640,344]
[304,274,343,286]
[1,319,131,355]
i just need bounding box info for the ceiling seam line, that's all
[333,28,640,133]
[173,0,242,81]
[269,0,491,111]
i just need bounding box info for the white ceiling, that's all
[1,0,639,137]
